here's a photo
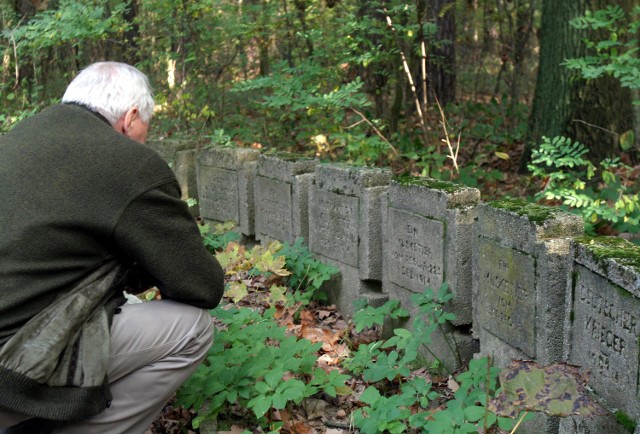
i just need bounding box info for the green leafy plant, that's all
[528,136,640,234]
[198,221,240,254]
[350,284,529,434]
[176,306,349,429]
[275,237,338,299]
[564,6,640,103]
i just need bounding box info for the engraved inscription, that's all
[476,238,536,356]
[388,208,444,292]
[309,189,359,266]
[570,266,640,409]
[255,177,293,242]
[197,166,238,221]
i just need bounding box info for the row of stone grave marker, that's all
[147,140,640,434]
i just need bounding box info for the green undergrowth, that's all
[175,223,608,433]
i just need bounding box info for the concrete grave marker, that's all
[382,177,480,370]
[196,146,260,236]
[473,200,583,366]
[308,163,391,315]
[254,153,317,244]
[560,238,640,434]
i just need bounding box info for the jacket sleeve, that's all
[112,181,225,309]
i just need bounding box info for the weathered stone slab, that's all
[196,146,259,235]
[560,238,640,434]
[144,140,200,215]
[384,178,480,325]
[475,237,536,355]
[309,189,360,267]
[309,163,391,316]
[174,150,199,216]
[254,153,317,244]
[309,163,391,281]
[472,200,583,367]
[381,178,480,370]
[387,208,445,292]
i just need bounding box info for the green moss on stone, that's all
[614,410,637,433]
[576,236,640,272]
[488,198,556,225]
[268,151,313,162]
[393,175,463,194]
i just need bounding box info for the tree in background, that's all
[522,0,637,171]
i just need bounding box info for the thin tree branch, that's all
[349,107,400,156]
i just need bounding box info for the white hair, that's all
[62,61,154,125]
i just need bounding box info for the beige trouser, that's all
[0,300,213,434]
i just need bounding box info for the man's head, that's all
[62,61,154,143]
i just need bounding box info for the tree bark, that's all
[425,0,457,105]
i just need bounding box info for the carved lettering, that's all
[309,190,359,267]
[476,239,536,356]
[387,209,444,293]
[255,177,292,241]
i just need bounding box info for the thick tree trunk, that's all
[520,0,587,172]
[521,0,636,171]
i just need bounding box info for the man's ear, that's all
[114,107,139,137]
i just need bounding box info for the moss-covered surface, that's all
[393,175,465,194]
[576,236,640,272]
[488,198,557,225]
[265,151,314,162]
[614,410,637,433]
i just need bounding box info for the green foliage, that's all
[231,60,392,164]
[352,299,409,333]
[198,221,240,254]
[528,136,640,234]
[275,237,338,296]
[564,5,640,103]
[181,230,604,433]
[176,306,349,429]
[350,284,528,434]
[5,0,129,53]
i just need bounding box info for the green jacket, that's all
[0,104,224,421]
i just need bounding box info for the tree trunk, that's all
[425,0,457,105]
[521,0,635,171]
[122,0,140,64]
[356,0,389,119]
[520,0,587,172]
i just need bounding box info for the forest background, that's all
[1,0,639,239]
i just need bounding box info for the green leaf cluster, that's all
[198,221,240,254]
[528,136,640,234]
[565,6,640,103]
[5,0,129,54]
[176,306,348,429]
[276,237,338,298]
[349,284,527,434]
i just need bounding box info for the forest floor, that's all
[145,295,463,434]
